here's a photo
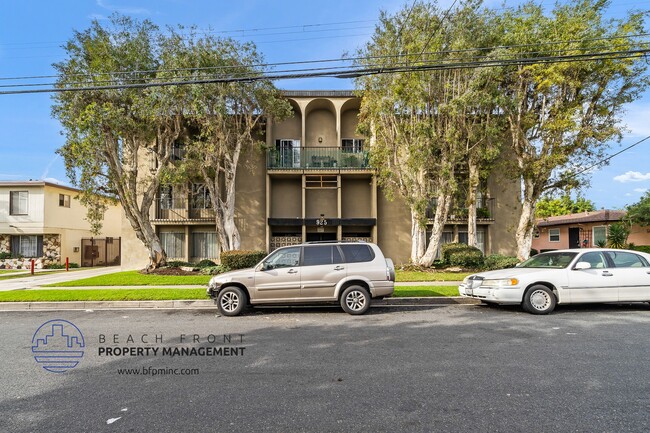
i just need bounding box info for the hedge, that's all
[630,245,650,254]
[483,255,520,271]
[441,243,484,268]
[220,250,267,270]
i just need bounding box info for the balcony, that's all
[153,197,215,222]
[426,198,495,223]
[267,147,371,170]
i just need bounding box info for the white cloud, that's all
[613,171,650,183]
[634,188,648,193]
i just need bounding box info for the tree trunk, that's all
[418,192,451,267]
[515,186,537,261]
[467,156,479,248]
[410,210,426,263]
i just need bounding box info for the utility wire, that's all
[571,135,650,177]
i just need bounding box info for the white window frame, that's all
[593,226,607,246]
[549,228,560,243]
[10,191,28,215]
[341,138,365,153]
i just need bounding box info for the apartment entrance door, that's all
[306,232,337,242]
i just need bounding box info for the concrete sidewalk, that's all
[0,266,122,291]
[0,296,479,311]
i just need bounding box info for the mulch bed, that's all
[140,267,200,276]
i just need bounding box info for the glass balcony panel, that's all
[267,147,370,170]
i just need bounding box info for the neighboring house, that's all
[0,181,122,269]
[121,90,521,268]
[532,210,650,252]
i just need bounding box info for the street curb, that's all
[0,297,479,311]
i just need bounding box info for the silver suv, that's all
[207,241,395,316]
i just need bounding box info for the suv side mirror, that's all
[574,262,591,270]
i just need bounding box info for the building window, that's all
[9,191,28,215]
[191,184,212,209]
[593,226,607,246]
[11,235,43,258]
[160,232,184,259]
[159,185,174,209]
[549,228,560,242]
[59,194,70,208]
[342,138,364,153]
[191,232,218,259]
[171,142,186,161]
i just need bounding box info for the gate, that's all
[81,237,121,267]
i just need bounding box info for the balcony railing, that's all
[267,147,370,170]
[426,197,495,222]
[154,197,215,220]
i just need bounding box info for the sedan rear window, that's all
[340,244,374,263]
[604,251,649,268]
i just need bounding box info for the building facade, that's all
[533,210,650,252]
[121,91,521,269]
[0,181,122,269]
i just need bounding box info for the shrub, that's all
[200,265,231,275]
[221,250,267,270]
[193,259,217,269]
[630,245,650,254]
[0,252,11,260]
[49,262,80,269]
[441,243,484,268]
[483,255,520,271]
[530,249,539,257]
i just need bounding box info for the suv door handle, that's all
[602,271,613,277]
[334,266,345,271]
[287,269,298,274]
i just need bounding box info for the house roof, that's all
[536,210,626,227]
[0,180,80,194]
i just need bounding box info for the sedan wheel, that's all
[217,286,247,316]
[340,286,371,315]
[523,285,556,315]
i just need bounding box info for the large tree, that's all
[356,1,499,266]
[156,30,291,253]
[493,0,648,260]
[52,15,179,270]
[535,194,596,218]
[625,191,650,227]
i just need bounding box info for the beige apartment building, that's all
[122,90,520,269]
[0,181,122,269]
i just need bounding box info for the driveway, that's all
[0,266,122,291]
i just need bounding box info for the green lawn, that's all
[395,270,471,282]
[0,288,206,302]
[0,270,23,275]
[0,285,458,302]
[43,269,468,287]
[44,270,211,287]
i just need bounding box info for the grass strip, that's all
[395,271,471,282]
[0,288,207,302]
[0,285,457,302]
[43,270,211,287]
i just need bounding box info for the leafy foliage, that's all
[625,191,650,227]
[536,195,596,218]
[607,222,630,249]
[220,250,267,270]
[482,255,520,271]
[441,243,484,268]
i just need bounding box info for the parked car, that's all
[458,248,650,314]
[207,242,395,316]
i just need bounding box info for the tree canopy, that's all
[626,191,650,227]
[535,195,596,218]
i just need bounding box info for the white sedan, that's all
[458,248,650,314]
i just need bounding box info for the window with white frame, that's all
[10,191,28,215]
[549,228,560,242]
[191,232,218,259]
[342,138,364,153]
[593,226,607,246]
[191,184,212,209]
[160,232,185,259]
[59,194,70,208]
[11,235,42,258]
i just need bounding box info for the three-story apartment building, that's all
[121,91,520,268]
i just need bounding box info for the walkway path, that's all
[0,266,122,291]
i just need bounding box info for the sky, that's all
[0,0,649,210]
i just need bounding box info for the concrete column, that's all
[302,175,306,242]
[265,174,271,252]
[337,175,342,240]
[371,175,378,243]
[184,225,190,262]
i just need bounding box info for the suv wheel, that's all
[340,285,371,315]
[217,286,247,316]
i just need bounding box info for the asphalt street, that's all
[2,303,650,432]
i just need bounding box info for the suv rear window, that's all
[340,244,374,263]
[302,246,344,266]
